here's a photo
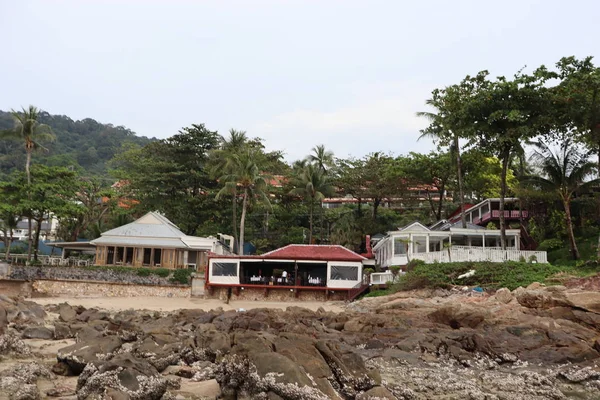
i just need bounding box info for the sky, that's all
[1,0,598,162]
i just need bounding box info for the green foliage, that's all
[0,109,152,179]
[538,238,565,252]
[170,268,193,284]
[363,267,375,275]
[394,261,585,291]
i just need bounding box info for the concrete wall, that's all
[32,279,190,298]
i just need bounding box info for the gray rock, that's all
[22,326,54,340]
[57,335,122,374]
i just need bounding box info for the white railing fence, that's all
[410,246,547,264]
[370,272,395,285]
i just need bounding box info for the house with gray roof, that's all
[91,212,232,269]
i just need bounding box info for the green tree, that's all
[462,150,518,200]
[403,151,453,221]
[362,152,404,220]
[290,163,334,244]
[307,144,334,173]
[216,149,271,255]
[110,124,221,235]
[523,139,599,260]
[464,69,552,248]
[1,106,56,261]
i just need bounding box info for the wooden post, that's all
[150,248,155,267]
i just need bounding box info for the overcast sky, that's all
[1,1,598,161]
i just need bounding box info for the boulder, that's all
[57,335,122,374]
[428,304,487,329]
[58,303,77,323]
[76,353,166,400]
[564,291,600,314]
[494,288,513,304]
[514,288,571,309]
[54,323,73,340]
[22,326,54,340]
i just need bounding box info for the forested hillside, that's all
[0,110,154,179]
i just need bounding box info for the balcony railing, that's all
[410,246,547,264]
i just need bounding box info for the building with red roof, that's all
[206,244,369,301]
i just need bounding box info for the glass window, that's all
[394,238,407,255]
[213,262,238,276]
[330,265,358,281]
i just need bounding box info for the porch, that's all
[94,245,207,269]
[410,246,547,264]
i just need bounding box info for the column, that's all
[482,234,485,249]
[425,235,430,253]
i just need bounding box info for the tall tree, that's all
[361,152,403,220]
[216,149,271,255]
[290,163,334,244]
[307,144,334,173]
[110,124,221,235]
[464,69,552,248]
[523,139,599,259]
[1,106,55,261]
[209,129,250,251]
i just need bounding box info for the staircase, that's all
[520,224,537,250]
[347,276,370,301]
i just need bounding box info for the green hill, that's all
[0,110,155,180]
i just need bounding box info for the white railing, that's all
[370,272,395,285]
[410,246,547,264]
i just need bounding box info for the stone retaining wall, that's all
[0,279,32,297]
[32,279,190,298]
[208,286,347,302]
[10,265,182,286]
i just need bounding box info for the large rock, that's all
[57,335,122,374]
[514,287,571,309]
[58,303,78,323]
[494,288,513,304]
[22,326,54,339]
[356,386,396,400]
[428,304,487,329]
[76,353,166,400]
[564,291,600,314]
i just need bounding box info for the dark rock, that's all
[428,304,486,329]
[57,335,122,374]
[58,303,77,323]
[356,386,396,399]
[54,323,73,340]
[76,326,103,342]
[22,326,54,339]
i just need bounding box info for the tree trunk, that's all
[6,229,13,261]
[436,184,445,221]
[308,200,314,244]
[33,219,43,262]
[499,152,510,250]
[357,197,362,217]
[564,198,580,260]
[454,135,467,228]
[232,194,239,253]
[25,147,33,262]
[373,198,381,220]
[238,188,248,256]
[426,190,437,220]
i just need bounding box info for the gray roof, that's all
[16,221,51,230]
[90,212,217,250]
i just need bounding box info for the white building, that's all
[373,221,547,268]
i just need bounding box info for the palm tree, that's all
[209,129,249,252]
[417,104,467,228]
[216,149,270,255]
[307,144,334,173]
[523,139,599,260]
[1,106,55,261]
[290,164,334,244]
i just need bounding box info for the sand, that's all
[31,296,346,313]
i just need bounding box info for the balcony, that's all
[477,210,528,224]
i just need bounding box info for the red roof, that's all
[261,244,366,262]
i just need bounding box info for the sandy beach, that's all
[30,296,346,313]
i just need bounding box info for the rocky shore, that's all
[3,282,600,399]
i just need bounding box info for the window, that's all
[330,265,358,281]
[394,238,407,255]
[212,262,238,276]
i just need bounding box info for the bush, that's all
[394,261,576,291]
[136,268,151,277]
[538,238,564,252]
[154,268,171,278]
[171,268,192,285]
[363,267,374,276]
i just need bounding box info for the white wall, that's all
[208,258,240,284]
[327,261,362,289]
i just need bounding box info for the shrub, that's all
[136,268,151,277]
[363,267,374,276]
[538,238,564,252]
[171,268,192,285]
[153,268,171,278]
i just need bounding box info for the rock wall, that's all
[10,265,182,286]
[32,279,190,298]
[0,279,31,297]
[208,286,348,302]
